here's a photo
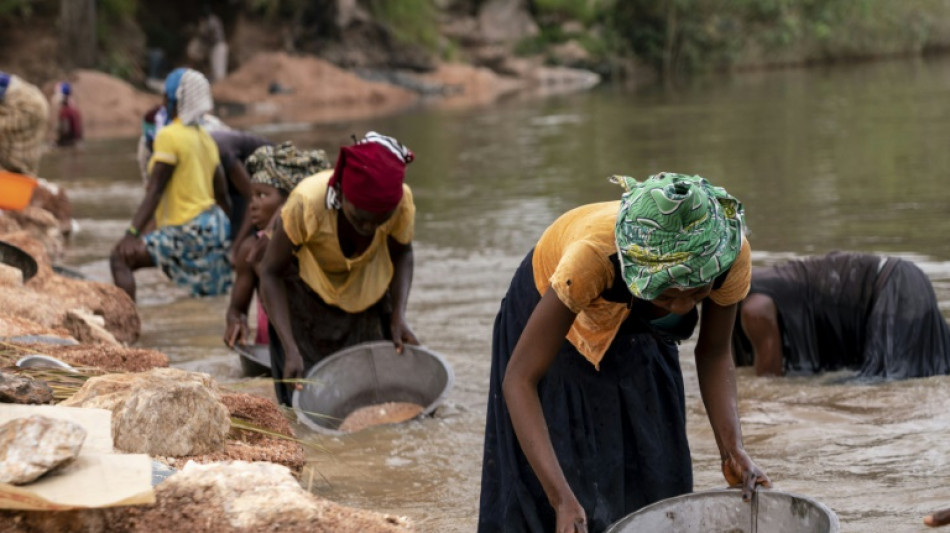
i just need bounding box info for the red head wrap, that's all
[328,132,414,214]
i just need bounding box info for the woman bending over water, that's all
[478,172,770,533]
[259,132,419,405]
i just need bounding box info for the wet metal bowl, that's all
[606,488,839,533]
[292,341,454,435]
[16,354,77,370]
[233,343,271,377]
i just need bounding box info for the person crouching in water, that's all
[259,132,419,406]
[111,68,232,301]
[223,141,331,348]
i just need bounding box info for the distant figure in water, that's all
[55,82,82,147]
[733,251,950,379]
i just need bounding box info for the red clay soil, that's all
[0,231,141,345]
[0,313,71,339]
[21,344,169,373]
[210,52,418,128]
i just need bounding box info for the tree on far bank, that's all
[59,0,97,69]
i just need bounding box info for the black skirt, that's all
[859,259,950,379]
[268,265,391,406]
[478,250,693,533]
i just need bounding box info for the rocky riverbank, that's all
[0,204,417,532]
[47,50,601,142]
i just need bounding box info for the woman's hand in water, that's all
[721,449,771,502]
[556,495,588,533]
[224,311,248,347]
[390,313,419,354]
[925,508,950,527]
[283,348,305,390]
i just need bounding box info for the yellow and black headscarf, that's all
[245,141,331,194]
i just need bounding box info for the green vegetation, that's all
[0,0,33,17]
[534,0,608,26]
[97,0,139,78]
[610,0,950,75]
[367,0,441,52]
[5,0,950,83]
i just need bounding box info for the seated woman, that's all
[259,132,419,406]
[223,141,330,348]
[734,251,950,379]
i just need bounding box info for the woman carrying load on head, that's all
[258,132,420,406]
[478,172,771,533]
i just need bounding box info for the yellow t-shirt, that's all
[148,118,219,228]
[532,201,751,368]
[280,170,415,313]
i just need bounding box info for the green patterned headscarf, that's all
[613,172,744,300]
[245,141,331,194]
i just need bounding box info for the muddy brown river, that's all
[42,57,950,532]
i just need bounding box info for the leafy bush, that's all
[368,0,440,51]
[610,0,950,75]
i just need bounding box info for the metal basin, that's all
[607,488,839,533]
[0,240,37,282]
[16,354,77,370]
[52,264,88,280]
[233,343,271,377]
[292,341,454,435]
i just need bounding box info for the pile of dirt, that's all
[0,231,141,345]
[211,52,418,128]
[26,344,169,373]
[0,313,70,340]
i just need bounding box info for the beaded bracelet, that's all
[126,225,140,237]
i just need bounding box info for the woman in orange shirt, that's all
[478,172,770,533]
[258,132,419,405]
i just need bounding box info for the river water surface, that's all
[40,57,950,532]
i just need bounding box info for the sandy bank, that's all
[55,51,593,140]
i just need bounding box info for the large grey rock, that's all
[149,461,414,531]
[62,368,230,457]
[0,461,415,532]
[113,378,230,456]
[0,371,53,404]
[0,415,86,484]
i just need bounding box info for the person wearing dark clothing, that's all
[478,173,769,533]
[734,251,950,379]
[210,129,272,243]
[258,132,419,406]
